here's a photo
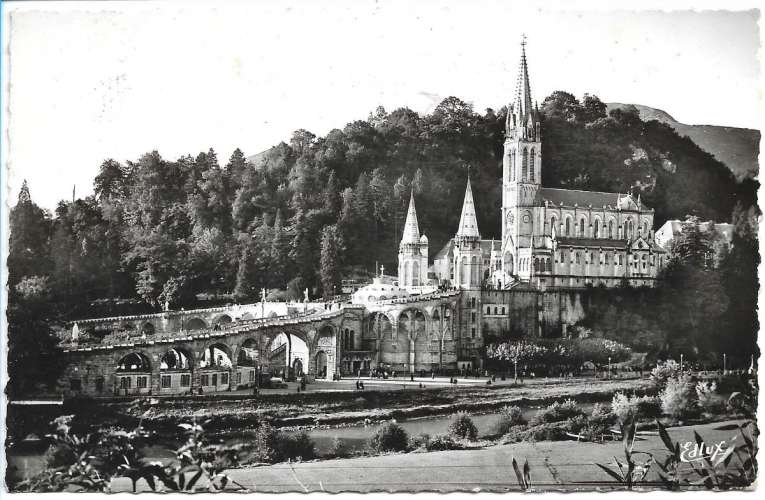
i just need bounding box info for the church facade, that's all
[421,40,668,291]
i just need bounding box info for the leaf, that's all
[657,420,675,452]
[186,469,204,491]
[713,423,741,431]
[596,463,625,483]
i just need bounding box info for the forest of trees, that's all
[6,92,759,394]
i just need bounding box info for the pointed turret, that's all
[401,191,420,244]
[456,176,481,239]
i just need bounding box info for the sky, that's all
[2,0,762,210]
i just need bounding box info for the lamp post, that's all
[723,353,727,374]
[680,353,684,373]
[608,357,612,379]
[181,307,185,332]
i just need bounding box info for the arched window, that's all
[565,218,571,236]
[576,252,580,264]
[511,151,516,181]
[579,219,585,237]
[608,220,614,239]
[547,259,552,271]
[529,148,536,182]
[643,222,649,235]
[549,216,557,235]
[534,258,539,272]
[522,148,529,181]
[350,330,355,350]
[593,220,600,238]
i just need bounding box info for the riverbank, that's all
[7,377,651,440]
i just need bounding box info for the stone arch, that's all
[116,352,152,372]
[240,312,254,320]
[160,348,193,370]
[140,322,155,335]
[368,312,393,339]
[214,314,233,326]
[237,338,260,367]
[268,311,278,318]
[315,351,328,379]
[199,342,233,369]
[186,317,207,331]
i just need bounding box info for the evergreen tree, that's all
[319,225,341,298]
[270,209,290,287]
[8,180,52,287]
[234,244,257,301]
[289,208,316,289]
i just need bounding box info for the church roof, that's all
[401,191,421,244]
[456,177,481,239]
[433,239,498,261]
[556,237,628,249]
[540,188,647,211]
[515,37,534,126]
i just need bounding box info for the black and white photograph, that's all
[1,0,761,494]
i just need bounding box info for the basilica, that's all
[400,40,668,292]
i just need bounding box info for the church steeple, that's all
[456,176,481,239]
[515,34,533,127]
[506,35,540,141]
[401,190,421,245]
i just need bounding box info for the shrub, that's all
[611,392,634,423]
[368,422,408,453]
[660,374,695,419]
[408,433,431,450]
[504,422,569,443]
[650,360,681,389]
[695,381,722,413]
[492,406,527,436]
[329,436,348,458]
[426,434,461,451]
[581,403,618,441]
[565,415,589,434]
[611,393,661,423]
[252,423,282,463]
[447,412,478,441]
[281,431,316,461]
[633,395,662,420]
[530,399,585,425]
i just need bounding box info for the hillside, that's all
[607,103,759,180]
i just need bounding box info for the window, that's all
[494,307,498,315]
[236,372,242,384]
[212,374,218,386]
[618,255,623,265]
[221,373,229,385]
[534,258,539,272]
[120,377,131,389]
[609,221,614,238]
[522,148,529,180]
[486,306,491,314]
[249,371,255,382]
[471,312,476,323]
[593,221,600,238]
[576,252,580,264]
[181,374,191,387]
[529,148,536,182]
[161,375,171,388]
[201,374,209,386]
[470,297,476,308]
[95,377,104,393]
[501,307,506,315]
[70,378,82,391]
[565,218,571,236]
[579,219,585,236]
[137,376,148,389]
[471,328,476,338]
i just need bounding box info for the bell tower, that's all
[501,35,542,283]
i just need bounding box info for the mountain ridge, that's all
[606,103,759,180]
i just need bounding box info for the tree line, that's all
[6,92,758,394]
